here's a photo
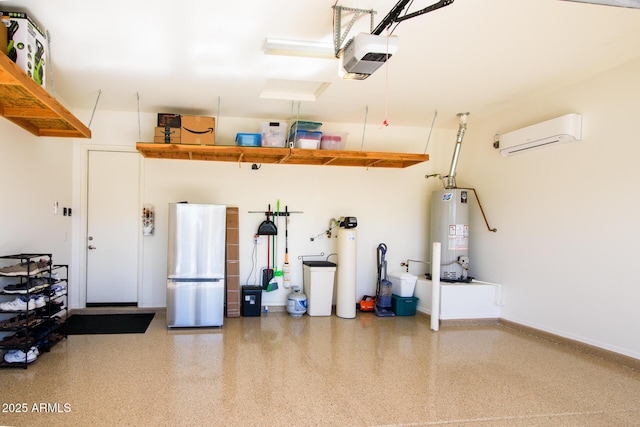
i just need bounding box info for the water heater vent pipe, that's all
[446,112,469,189]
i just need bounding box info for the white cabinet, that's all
[416,278,501,320]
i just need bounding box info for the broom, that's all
[283,205,291,288]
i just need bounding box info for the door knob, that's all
[88,245,96,250]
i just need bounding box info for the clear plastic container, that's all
[291,130,322,149]
[290,120,322,131]
[260,121,287,147]
[320,132,348,150]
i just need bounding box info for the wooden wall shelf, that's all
[136,143,429,169]
[0,53,91,138]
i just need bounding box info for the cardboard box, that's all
[181,115,215,145]
[157,113,181,128]
[0,11,46,87]
[154,127,181,144]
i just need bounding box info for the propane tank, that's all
[287,288,307,317]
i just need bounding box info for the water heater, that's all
[429,189,469,281]
[428,113,471,282]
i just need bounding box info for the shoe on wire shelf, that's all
[3,346,39,364]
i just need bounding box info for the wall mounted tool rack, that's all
[135,143,429,169]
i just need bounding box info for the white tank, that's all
[430,188,469,281]
[336,227,357,318]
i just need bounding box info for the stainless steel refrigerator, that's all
[166,203,226,328]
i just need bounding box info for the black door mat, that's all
[59,313,155,335]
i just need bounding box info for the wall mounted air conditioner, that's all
[497,113,582,156]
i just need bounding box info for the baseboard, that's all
[499,319,640,371]
[415,310,500,326]
[261,305,286,313]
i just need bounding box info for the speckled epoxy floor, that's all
[1,312,639,426]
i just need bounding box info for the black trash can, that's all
[241,286,262,317]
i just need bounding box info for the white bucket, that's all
[388,271,418,297]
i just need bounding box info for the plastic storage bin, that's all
[388,271,417,297]
[320,132,348,150]
[241,286,262,316]
[391,294,419,316]
[290,120,322,131]
[302,261,336,316]
[291,130,322,149]
[260,121,287,147]
[235,133,261,147]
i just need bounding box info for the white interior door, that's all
[86,150,140,305]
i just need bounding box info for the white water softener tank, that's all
[430,188,469,281]
[336,217,357,319]
[287,288,307,317]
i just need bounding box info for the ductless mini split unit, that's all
[496,113,583,156]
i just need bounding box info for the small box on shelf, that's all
[0,11,47,88]
[181,115,215,145]
[235,133,261,147]
[154,127,182,144]
[157,113,181,128]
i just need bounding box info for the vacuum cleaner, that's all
[375,243,395,317]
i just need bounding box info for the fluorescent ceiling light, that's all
[560,0,640,8]
[264,38,335,59]
[260,79,330,102]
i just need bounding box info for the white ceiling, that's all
[4,0,640,128]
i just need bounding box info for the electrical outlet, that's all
[254,235,261,244]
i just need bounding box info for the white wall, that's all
[0,120,74,265]
[461,58,640,359]
[70,108,456,311]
